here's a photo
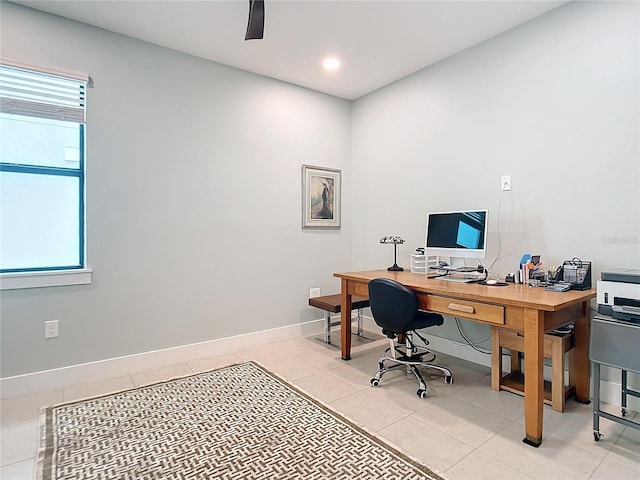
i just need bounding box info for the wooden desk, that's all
[334,269,596,447]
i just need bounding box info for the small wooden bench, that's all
[308,294,370,345]
[491,326,576,412]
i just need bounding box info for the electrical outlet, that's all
[309,288,321,298]
[501,175,512,191]
[45,320,59,338]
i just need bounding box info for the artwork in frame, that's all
[302,165,341,229]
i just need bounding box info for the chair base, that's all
[370,338,453,398]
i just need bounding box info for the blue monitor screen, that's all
[456,220,481,249]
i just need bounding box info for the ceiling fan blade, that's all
[245,0,265,40]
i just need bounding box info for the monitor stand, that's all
[445,257,478,273]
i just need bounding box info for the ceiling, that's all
[12,0,568,100]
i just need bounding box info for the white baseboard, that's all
[1,318,325,399]
[3,315,637,412]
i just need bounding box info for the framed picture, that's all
[302,165,341,229]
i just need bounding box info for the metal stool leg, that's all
[324,311,332,344]
[622,370,628,416]
[593,362,602,440]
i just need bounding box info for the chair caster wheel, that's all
[370,378,380,387]
[593,431,602,442]
[445,375,454,384]
[417,389,427,399]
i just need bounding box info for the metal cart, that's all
[590,315,640,441]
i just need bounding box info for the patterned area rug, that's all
[37,361,446,479]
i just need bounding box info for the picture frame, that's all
[302,165,341,229]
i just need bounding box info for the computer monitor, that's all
[424,210,488,268]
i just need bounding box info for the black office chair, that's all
[368,278,453,398]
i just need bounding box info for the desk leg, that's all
[340,279,352,361]
[523,308,544,447]
[491,326,501,391]
[573,300,591,404]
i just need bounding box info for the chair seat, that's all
[409,310,445,330]
[384,310,444,339]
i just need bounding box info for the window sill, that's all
[0,268,92,290]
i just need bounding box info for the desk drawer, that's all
[499,329,573,357]
[425,295,505,325]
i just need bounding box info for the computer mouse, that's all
[486,279,498,285]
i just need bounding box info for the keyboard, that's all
[436,275,475,283]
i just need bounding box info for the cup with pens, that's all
[548,265,563,283]
[544,265,570,291]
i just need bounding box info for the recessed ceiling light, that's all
[323,57,341,72]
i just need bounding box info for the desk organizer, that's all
[561,259,592,290]
[411,254,440,274]
[410,253,427,274]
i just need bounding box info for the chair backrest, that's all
[368,278,419,336]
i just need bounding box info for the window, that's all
[0,58,91,288]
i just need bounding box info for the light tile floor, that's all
[1,333,639,480]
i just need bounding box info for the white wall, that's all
[0,3,352,377]
[351,0,639,360]
[1,1,638,385]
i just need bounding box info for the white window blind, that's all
[0,57,88,123]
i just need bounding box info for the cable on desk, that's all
[429,322,491,354]
[485,187,505,271]
[455,317,491,354]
